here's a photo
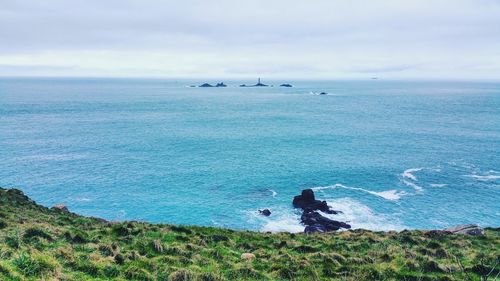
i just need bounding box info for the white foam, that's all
[248,208,303,233]
[373,190,407,200]
[323,198,405,231]
[430,184,448,187]
[261,213,304,233]
[18,153,88,161]
[312,184,406,201]
[74,197,92,202]
[466,174,500,181]
[402,168,423,181]
[268,189,278,198]
[402,180,423,191]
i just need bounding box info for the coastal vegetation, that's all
[0,187,498,281]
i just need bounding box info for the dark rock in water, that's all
[301,210,351,232]
[239,84,247,87]
[292,189,350,233]
[304,224,327,233]
[280,83,293,87]
[259,209,271,216]
[319,92,328,95]
[215,82,227,87]
[292,189,337,214]
[293,189,315,204]
[199,83,214,87]
[444,224,484,235]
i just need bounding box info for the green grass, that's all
[0,187,498,280]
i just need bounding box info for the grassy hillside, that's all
[0,188,498,281]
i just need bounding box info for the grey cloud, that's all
[0,0,500,78]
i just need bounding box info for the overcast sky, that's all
[1,0,500,79]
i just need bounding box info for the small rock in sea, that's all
[240,253,256,260]
[259,209,271,216]
[52,204,69,213]
[444,224,484,236]
[319,92,328,95]
[280,83,293,87]
[215,82,227,87]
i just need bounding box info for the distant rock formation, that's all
[198,82,227,87]
[292,189,351,233]
[199,83,213,87]
[280,84,293,87]
[52,204,69,213]
[240,78,269,87]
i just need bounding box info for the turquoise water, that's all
[1,78,499,232]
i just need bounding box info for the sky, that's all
[1,0,500,79]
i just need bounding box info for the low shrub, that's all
[12,253,58,277]
[168,269,197,281]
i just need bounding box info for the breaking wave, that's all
[312,184,407,201]
[402,168,423,181]
[323,198,405,231]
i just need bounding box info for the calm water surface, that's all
[1,78,499,231]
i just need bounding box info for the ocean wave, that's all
[247,208,303,233]
[312,184,406,201]
[17,153,89,161]
[465,174,500,181]
[402,180,423,191]
[74,197,92,202]
[261,213,304,233]
[402,168,423,181]
[323,198,405,231]
[268,189,278,198]
[429,184,448,187]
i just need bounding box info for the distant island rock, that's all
[280,83,293,87]
[198,82,227,87]
[240,78,269,87]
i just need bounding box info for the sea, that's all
[1,78,499,232]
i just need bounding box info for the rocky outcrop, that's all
[444,224,484,236]
[52,204,69,213]
[292,189,337,214]
[302,210,351,233]
[198,82,227,87]
[293,189,350,233]
[280,84,293,87]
